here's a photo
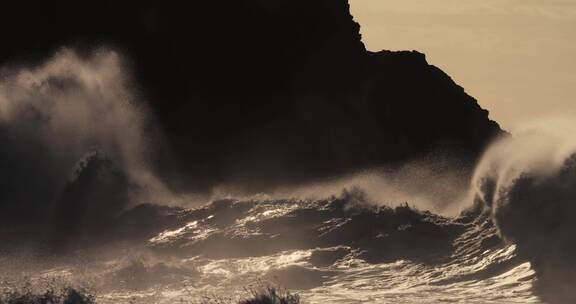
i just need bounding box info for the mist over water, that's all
[0,47,469,233]
[472,117,576,235]
[0,49,175,244]
[2,48,174,198]
[0,48,575,303]
[472,118,576,302]
[213,159,472,217]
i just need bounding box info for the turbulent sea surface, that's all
[0,192,538,303]
[2,50,574,304]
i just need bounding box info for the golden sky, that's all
[350,0,576,129]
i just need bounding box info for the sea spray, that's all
[471,117,576,302]
[0,48,174,244]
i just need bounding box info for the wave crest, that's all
[472,118,576,302]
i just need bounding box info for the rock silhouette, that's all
[0,0,502,193]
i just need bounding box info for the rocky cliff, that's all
[0,0,502,192]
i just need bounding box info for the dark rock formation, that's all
[0,0,502,192]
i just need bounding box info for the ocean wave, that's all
[472,121,576,303]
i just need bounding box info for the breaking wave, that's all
[0,49,575,303]
[0,49,174,246]
[472,119,576,303]
[0,191,536,303]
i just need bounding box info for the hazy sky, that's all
[350,0,576,129]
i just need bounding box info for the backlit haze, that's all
[350,0,576,129]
